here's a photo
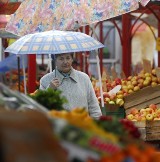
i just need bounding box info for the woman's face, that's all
[55,53,73,73]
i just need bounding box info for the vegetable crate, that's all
[133,120,160,141]
[124,85,160,115]
[102,104,125,119]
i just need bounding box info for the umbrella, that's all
[5,30,105,108]
[5,0,150,36]
[5,30,104,54]
[0,54,27,73]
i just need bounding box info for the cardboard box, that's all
[124,85,160,115]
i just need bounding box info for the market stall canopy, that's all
[0,54,27,73]
[0,0,22,15]
[0,29,19,38]
[5,0,150,36]
[0,15,18,38]
[0,15,10,29]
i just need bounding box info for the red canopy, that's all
[0,1,21,15]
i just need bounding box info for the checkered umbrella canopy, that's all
[5,30,104,54]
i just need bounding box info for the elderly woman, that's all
[39,53,102,119]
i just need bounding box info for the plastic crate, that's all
[102,104,126,119]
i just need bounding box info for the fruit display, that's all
[121,69,160,94]
[126,104,160,121]
[49,108,118,143]
[97,91,125,106]
[0,82,159,162]
[91,144,156,162]
[93,68,160,108]
[49,108,158,162]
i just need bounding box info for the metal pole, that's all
[17,55,21,92]
[28,54,36,93]
[96,52,104,112]
[122,15,132,77]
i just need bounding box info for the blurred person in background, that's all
[39,53,102,119]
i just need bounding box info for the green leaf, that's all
[28,88,68,111]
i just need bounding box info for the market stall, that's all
[0,82,159,162]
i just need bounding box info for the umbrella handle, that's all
[49,54,52,73]
[55,67,57,77]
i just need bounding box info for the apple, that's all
[111,81,116,87]
[145,76,152,82]
[126,114,134,120]
[115,78,122,85]
[137,83,143,89]
[123,88,128,93]
[153,112,157,118]
[146,114,154,121]
[103,92,110,98]
[151,82,158,87]
[110,94,116,100]
[106,83,112,87]
[146,108,154,114]
[104,97,110,103]
[156,109,160,115]
[116,98,124,106]
[133,86,140,92]
[117,94,124,99]
[152,69,156,76]
[122,85,128,90]
[143,80,150,86]
[127,84,134,90]
[127,76,132,81]
[123,92,128,97]
[130,108,139,115]
[128,89,134,94]
[138,78,144,84]
[138,74,145,79]
[152,77,158,83]
[117,90,123,95]
[140,109,147,117]
[140,116,146,121]
[127,81,132,86]
[149,104,157,111]
[134,114,141,121]
[132,80,138,86]
[109,101,115,104]
[145,73,151,77]
[131,76,138,81]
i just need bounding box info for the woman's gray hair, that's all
[51,53,74,60]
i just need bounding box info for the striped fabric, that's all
[5,30,104,55]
